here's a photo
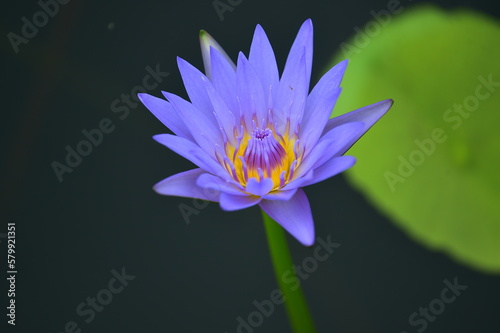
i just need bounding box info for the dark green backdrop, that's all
[2,0,500,332]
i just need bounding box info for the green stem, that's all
[261,210,316,333]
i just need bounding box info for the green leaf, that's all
[329,5,500,272]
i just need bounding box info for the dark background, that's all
[2,0,500,332]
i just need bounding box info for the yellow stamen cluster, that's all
[221,124,300,191]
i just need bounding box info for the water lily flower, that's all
[138,19,393,246]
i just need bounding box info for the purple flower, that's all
[138,19,392,246]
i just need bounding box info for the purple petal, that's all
[271,19,313,133]
[210,47,238,117]
[249,24,279,107]
[236,52,267,130]
[297,122,364,177]
[274,47,308,134]
[199,30,236,79]
[281,169,315,191]
[153,134,229,180]
[259,189,315,246]
[245,177,274,196]
[201,74,238,146]
[154,168,220,201]
[301,156,356,187]
[323,99,394,155]
[177,57,214,113]
[261,188,298,201]
[300,88,342,152]
[300,59,348,149]
[196,173,246,196]
[219,193,261,211]
[283,19,313,89]
[138,93,195,142]
[162,91,223,155]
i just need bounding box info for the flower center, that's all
[219,121,302,192]
[243,128,286,176]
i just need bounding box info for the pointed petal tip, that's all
[295,19,313,40]
[381,98,394,106]
[176,56,188,71]
[199,30,214,45]
[301,234,315,247]
[299,19,313,37]
[177,56,200,73]
[152,169,222,203]
[252,24,270,42]
[255,24,264,32]
[237,51,247,61]
[293,222,315,246]
[152,180,169,195]
[137,92,148,102]
[259,189,315,247]
[160,90,173,102]
[338,58,349,68]
[137,92,164,106]
[374,98,395,115]
[151,133,165,143]
[199,30,217,47]
[384,99,395,111]
[200,32,236,75]
[152,184,162,195]
[176,56,187,66]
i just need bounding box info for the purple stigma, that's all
[253,128,271,140]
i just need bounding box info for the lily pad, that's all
[330,6,500,272]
